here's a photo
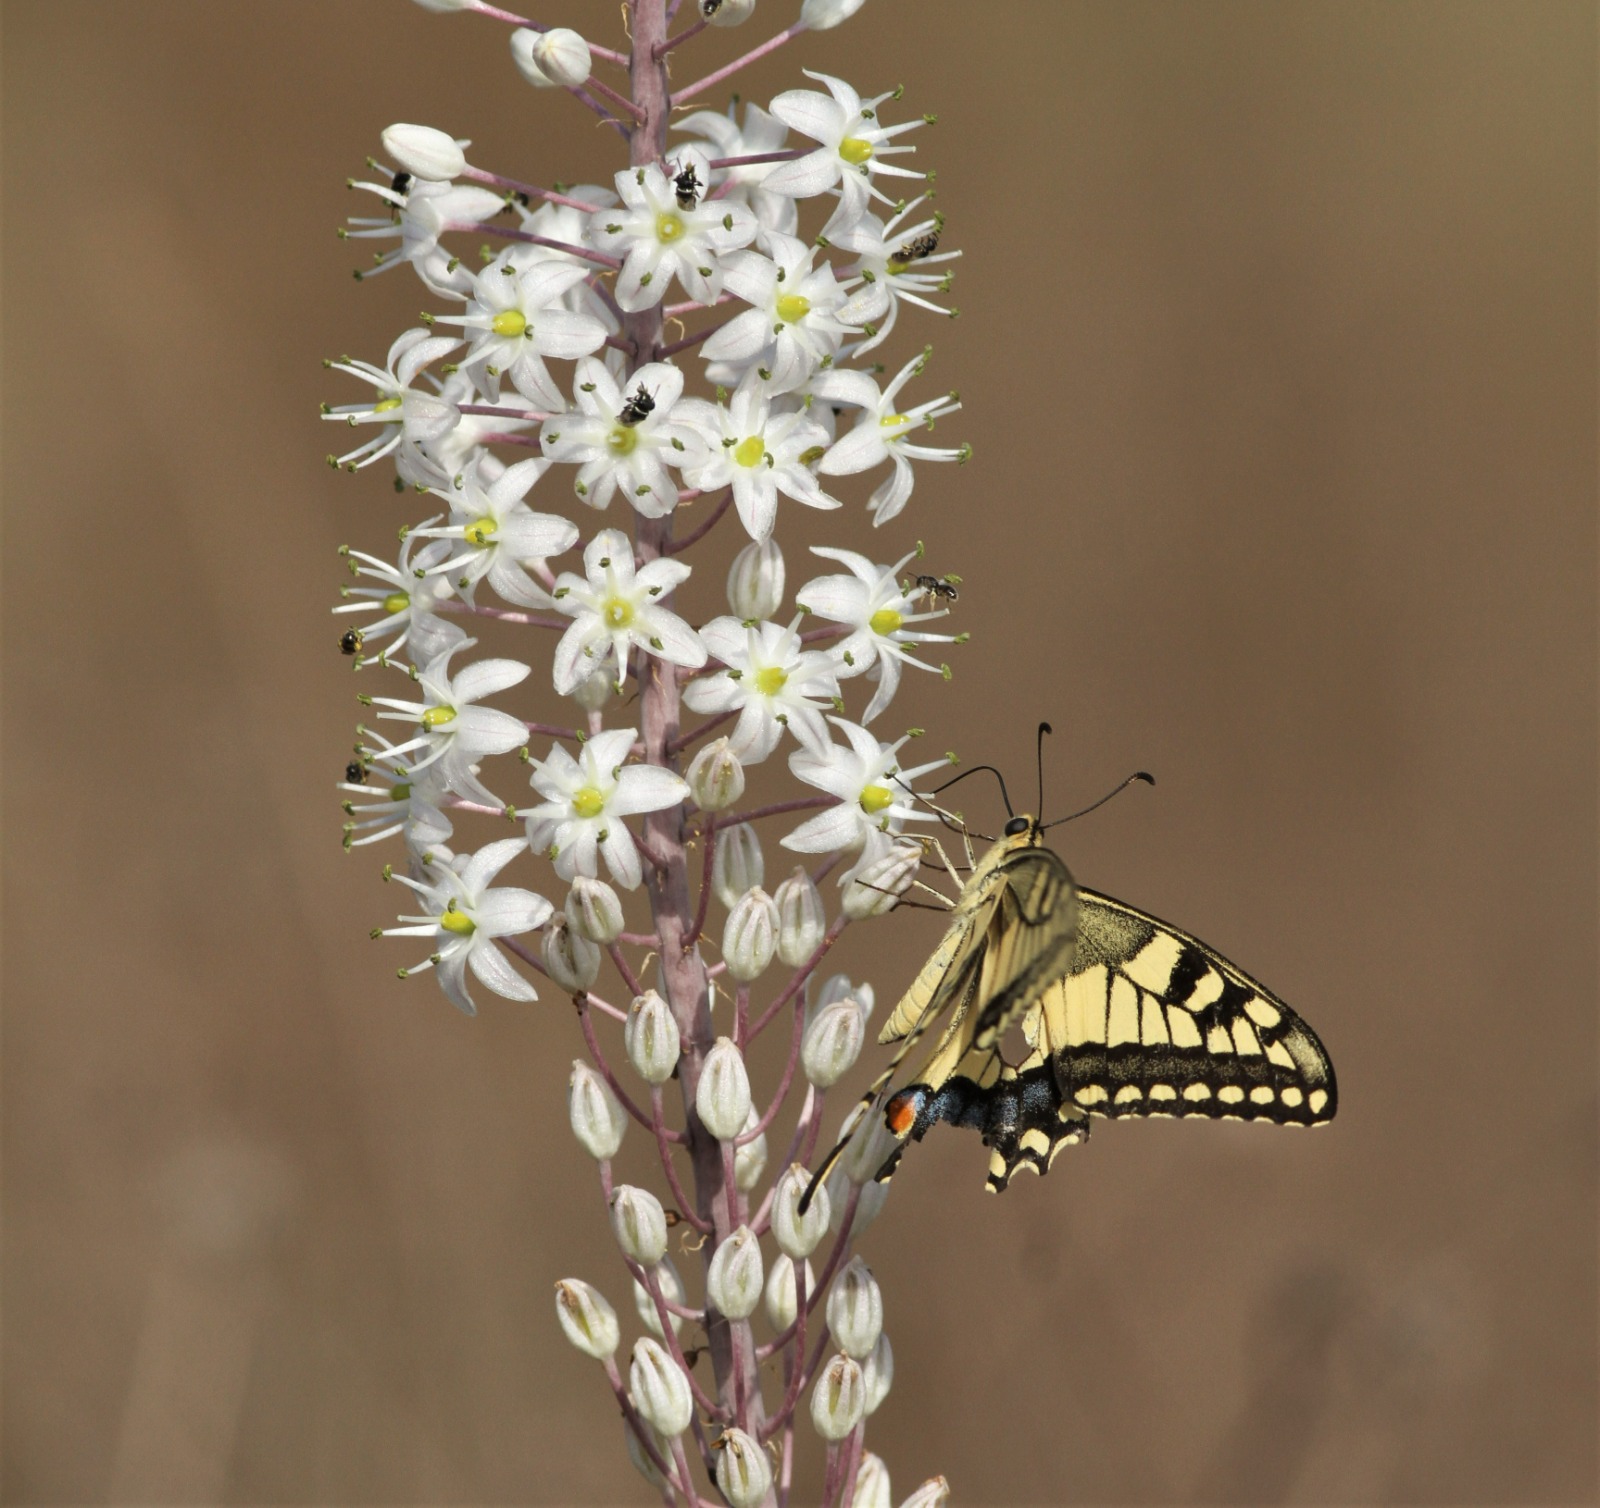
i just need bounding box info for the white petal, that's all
[608,765,690,817]
[781,805,860,854]
[467,939,540,1000]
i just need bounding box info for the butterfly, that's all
[811,733,1337,1199]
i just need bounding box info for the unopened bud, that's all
[800,0,866,29]
[802,998,865,1089]
[633,1254,687,1338]
[899,1477,951,1508]
[764,1255,815,1331]
[624,990,680,1085]
[696,1038,751,1139]
[706,1225,764,1320]
[842,838,921,919]
[826,1256,883,1359]
[705,0,756,25]
[862,1330,894,1414]
[566,875,623,944]
[412,0,472,11]
[828,1162,889,1235]
[380,122,466,181]
[774,865,825,965]
[712,822,763,907]
[568,1060,626,1160]
[808,972,874,1029]
[838,1108,900,1186]
[686,737,745,811]
[510,27,557,86]
[771,1163,829,1258]
[855,1453,892,1508]
[611,1185,669,1266]
[723,887,778,981]
[543,912,602,991]
[624,1417,668,1490]
[629,1336,693,1437]
[714,1426,772,1508]
[531,26,590,87]
[810,1353,865,1441]
[726,534,785,618]
[571,663,614,711]
[733,1105,767,1192]
[554,1278,620,1359]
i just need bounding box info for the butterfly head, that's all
[1003,814,1043,843]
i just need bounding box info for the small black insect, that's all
[390,170,413,199]
[339,627,365,656]
[618,384,657,427]
[891,231,940,266]
[345,761,368,784]
[913,573,960,604]
[673,163,702,210]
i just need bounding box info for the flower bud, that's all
[686,737,745,811]
[633,1255,687,1338]
[838,1108,900,1186]
[828,1162,889,1236]
[802,998,865,1089]
[696,1038,751,1140]
[543,912,602,992]
[568,1060,626,1160]
[712,822,763,907]
[727,535,785,619]
[714,1427,772,1508]
[706,0,757,25]
[571,663,614,711]
[412,0,472,11]
[808,972,874,1029]
[826,1256,883,1359]
[611,1185,669,1266]
[553,1278,620,1359]
[900,1477,951,1508]
[629,1336,693,1437]
[531,26,591,87]
[624,990,680,1085]
[764,1255,815,1331]
[855,1453,892,1508]
[842,839,922,920]
[706,1225,764,1320]
[734,1104,768,1191]
[810,1353,865,1441]
[771,1163,829,1259]
[774,866,825,966]
[723,887,778,982]
[624,1417,669,1491]
[566,875,623,944]
[510,27,556,86]
[800,0,866,29]
[862,1330,894,1415]
[380,123,466,181]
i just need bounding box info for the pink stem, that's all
[448,220,622,267]
[460,165,607,212]
[650,1084,714,1234]
[759,1260,807,1443]
[665,488,734,554]
[464,4,632,68]
[656,14,711,54]
[735,997,805,1144]
[657,313,736,359]
[685,813,716,951]
[756,1182,860,1364]
[608,942,646,999]
[579,996,688,1142]
[523,718,584,738]
[707,149,805,169]
[436,602,565,630]
[666,705,738,754]
[747,913,850,1040]
[711,795,832,827]
[671,21,807,103]
[583,74,648,122]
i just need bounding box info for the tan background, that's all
[3,1,1595,1503]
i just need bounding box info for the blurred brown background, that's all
[3,1,1595,1503]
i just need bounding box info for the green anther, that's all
[775,293,811,323]
[374,396,403,414]
[733,435,766,467]
[382,591,410,613]
[869,608,903,636]
[608,424,639,456]
[572,786,606,819]
[492,309,528,338]
[655,210,685,242]
[464,518,496,546]
[799,445,827,466]
[859,783,894,815]
[755,666,788,696]
[440,907,476,936]
[839,137,874,165]
[603,596,635,629]
[422,705,457,728]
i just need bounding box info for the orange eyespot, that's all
[885,1091,919,1135]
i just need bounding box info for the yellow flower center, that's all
[603,596,635,629]
[382,591,410,613]
[879,413,909,428]
[374,396,404,414]
[390,784,412,802]
[655,210,685,242]
[464,517,496,546]
[422,705,457,728]
[775,293,811,324]
[839,136,874,165]
[733,435,766,468]
[869,608,903,636]
[439,906,476,936]
[859,783,894,815]
[572,785,606,819]
[492,309,528,338]
[755,666,789,696]
[608,423,639,456]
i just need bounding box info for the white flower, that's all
[366,640,531,804]
[335,526,467,669]
[342,174,504,295]
[701,233,856,394]
[814,349,967,525]
[380,123,468,182]
[800,0,867,28]
[322,327,462,473]
[516,186,622,332]
[380,837,548,1014]
[590,149,757,312]
[796,546,958,720]
[340,739,455,857]
[676,372,837,539]
[430,251,608,408]
[412,371,536,488]
[525,727,689,889]
[540,358,698,518]
[762,72,926,236]
[683,617,840,763]
[782,719,949,854]
[674,100,797,237]
[550,529,706,695]
[409,455,577,609]
[831,197,960,356]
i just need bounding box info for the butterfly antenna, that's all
[929,763,1014,818]
[1037,721,1052,818]
[1042,771,1155,829]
